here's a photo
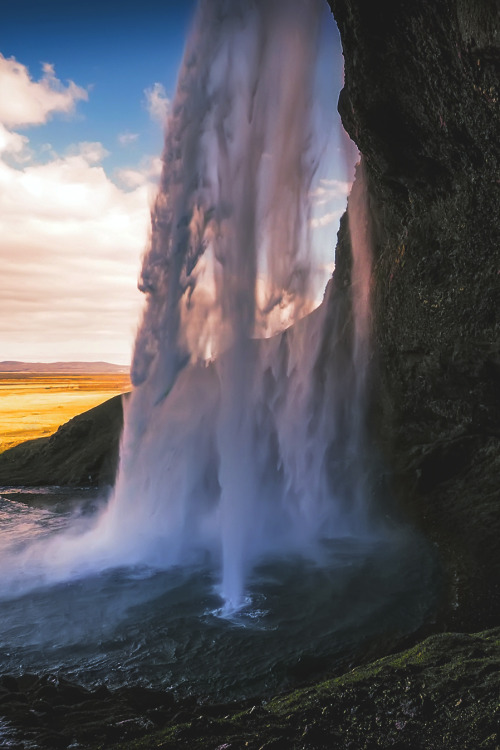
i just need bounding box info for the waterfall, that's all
[0,0,375,609]
[0,4,442,699]
[92,0,373,609]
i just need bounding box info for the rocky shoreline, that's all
[1,627,499,749]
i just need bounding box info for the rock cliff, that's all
[328,0,499,630]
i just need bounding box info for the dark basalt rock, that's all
[0,394,125,488]
[1,628,499,748]
[328,0,500,630]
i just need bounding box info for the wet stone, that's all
[0,693,28,706]
[0,676,19,693]
[258,739,291,750]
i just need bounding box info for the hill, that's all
[0,361,129,374]
[0,394,125,487]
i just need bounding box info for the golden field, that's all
[0,373,131,453]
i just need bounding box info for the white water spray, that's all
[1,0,375,610]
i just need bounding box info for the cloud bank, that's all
[0,53,345,364]
[0,55,88,128]
[0,56,157,364]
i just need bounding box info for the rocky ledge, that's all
[1,627,499,749]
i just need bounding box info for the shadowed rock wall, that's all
[329,0,500,629]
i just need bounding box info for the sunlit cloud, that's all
[143,82,170,124]
[0,139,153,361]
[0,55,88,128]
[311,208,344,229]
[0,52,165,363]
[0,57,156,366]
[68,141,110,164]
[309,177,350,231]
[0,49,346,364]
[118,132,139,146]
[116,156,162,189]
[310,178,351,205]
[0,123,30,161]
[0,144,152,362]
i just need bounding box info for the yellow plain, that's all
[0,374,131,453]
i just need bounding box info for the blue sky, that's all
[0,1,196,173]
[0,1,351,365]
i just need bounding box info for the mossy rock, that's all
[3,628,498,749]
[0,394,125,489]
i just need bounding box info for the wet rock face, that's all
[2,628,500,749]
[328,0,500,628]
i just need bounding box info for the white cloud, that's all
[0,54,159,363]
[0,140,155,363]
[310,208,344,229]
[0,54,88,128]
[144,82,170,124]
[310,177,350,231]
[310,178,351,206]
[70,141,110,164]
[0,123,30,161]
[116,156,162,188]
[118,132,139,146]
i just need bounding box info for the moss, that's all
[53,627,496,750]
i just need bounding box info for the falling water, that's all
[93,0,371,609]
[1,0,376,605]
[0,0,439,696]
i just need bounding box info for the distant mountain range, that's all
[0,361,129,374]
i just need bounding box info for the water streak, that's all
[111,0,344,608]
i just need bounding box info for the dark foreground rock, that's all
[0,395,125,488]
[1,628,499,749]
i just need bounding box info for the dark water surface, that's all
[0,491,437,701]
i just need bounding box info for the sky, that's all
[0,0,350,365]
